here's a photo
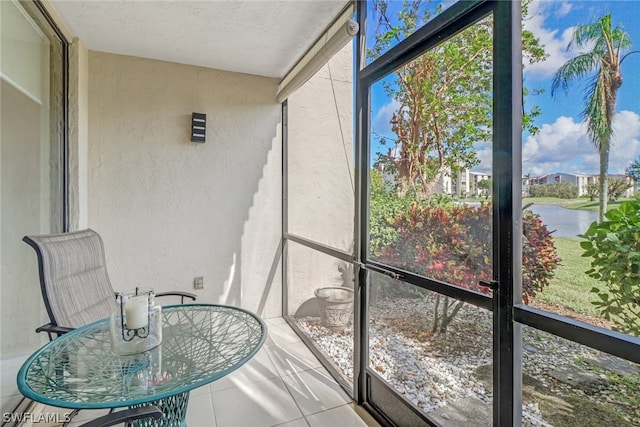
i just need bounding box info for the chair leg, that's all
[78,406,161,427]
[62,409,79,427]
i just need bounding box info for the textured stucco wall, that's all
[88,52,283,318]
[68,37,89,230]
[286,44,354,315]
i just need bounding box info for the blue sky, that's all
[368,0,640,177]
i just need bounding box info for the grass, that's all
[564,199,630,211]
[539,392,635,427]
[522,196,633,211]
[537,237,602,316]
[522,197,575,206]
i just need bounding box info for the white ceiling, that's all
[50,0,350,79]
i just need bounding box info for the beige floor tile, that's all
[264,322,303,348]
[209,348,279,392]
[265,342,323,377]
[190,383,212,397]
[281,368,350,416]
[186,393,216,427]
[265,317,288,326]
[272,418,309,427]
[211,377,302,427]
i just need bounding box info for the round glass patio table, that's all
[18,304,266,427]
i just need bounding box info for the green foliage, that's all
[625,157,640,182]
[369,169,414,252]
[607,178,632,201]
[374,202,560,302]
[369,0,547,198]
[581,199,640,336]
[586,183,600,201]
[529,182,578,199]
[476,179,492,198]
[581,179,631,202]
[369,169,455,253]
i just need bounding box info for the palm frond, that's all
[582,72,612,149]
[612,26,632,50]
[571,22,600,48]
[550,52,599,98]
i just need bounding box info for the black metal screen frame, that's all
[282,1,640,426]
[353,1,639,426]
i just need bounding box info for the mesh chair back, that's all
[23,229,118,329]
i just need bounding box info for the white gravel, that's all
[295,296,636,426]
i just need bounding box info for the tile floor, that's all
[19,317,380,427]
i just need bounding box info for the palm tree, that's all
[551,14,633,221]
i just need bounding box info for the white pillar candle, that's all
[125,296,149,330]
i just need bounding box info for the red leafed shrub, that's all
[377,203,560,302]
[522,209,562,301]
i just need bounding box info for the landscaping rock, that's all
[548,364,607,394]
[584,353,640,377]
[294,297,636,426]
[430,397,491,426]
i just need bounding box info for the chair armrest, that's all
[79,406,162,427]
[155,291,197,304]
[35,323,74,341]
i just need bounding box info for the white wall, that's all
[286,44,354,315]
[87,51,283,318]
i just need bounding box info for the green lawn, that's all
[563,199,630,211]
[537,236,601,315]
[522,197,575,206]
[522,196,633,211]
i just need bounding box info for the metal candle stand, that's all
[110,288,162,356]
[119,288,152,341]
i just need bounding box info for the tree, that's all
[586,182,600,202]
[528,182,577,199]
[476,179,492,199]
[608,177,632,201]
[625,157,640,182]
[551,14,633,222]
[370,0,546,198]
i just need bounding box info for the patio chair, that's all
[79,406,162,427]
[23,228,196,340]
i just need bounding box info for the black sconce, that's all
[191,113,206,143]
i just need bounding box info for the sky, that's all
[368,0,640,177]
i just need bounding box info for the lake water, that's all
[527,204,599,238]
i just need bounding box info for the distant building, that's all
[523,172,636,198]
[440,169,491,197]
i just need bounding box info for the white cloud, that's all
[523,1,578,79]
[611,110,640,171]
[555,2,572,18]
[473,152,492,174]
[372,99,400,137]
[523,111,640,176]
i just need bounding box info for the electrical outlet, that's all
[194,276,204,290]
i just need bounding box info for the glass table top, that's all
[18,304,266,409]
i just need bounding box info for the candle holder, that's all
[110,288,162,356]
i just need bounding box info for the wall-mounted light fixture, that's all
[191,113,206,143]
